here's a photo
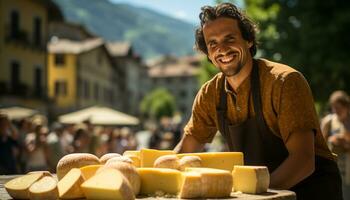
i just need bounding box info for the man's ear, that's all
[247,41,253,48]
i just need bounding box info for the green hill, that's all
[53,0,196,58]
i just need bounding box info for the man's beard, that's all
[221,60,244,77]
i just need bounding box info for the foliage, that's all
[53,0,195,58]
[198,58,220,86]
[140,88,176,120]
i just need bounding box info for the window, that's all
[34,67,42,97]
[10,10,19,39]
[55,54,65,65]
[33,17,42,46]
[94,83,99,100]
[54,80,67,97]
[10,61,20,89]
[84,80,90,99]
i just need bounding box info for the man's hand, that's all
[174,134,205,153]
[270,130,315,189]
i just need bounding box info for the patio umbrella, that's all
[0,106,38,120]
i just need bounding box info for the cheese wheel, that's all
[124,155,141,167]
[99,153,122,164]
[140,148,175,167]
[5,172,45,199]
[56,153,100,180]
[98,161,140,195]
[179,171,202,198]
[57,168,85,199]
[232,166,270,194]
[29,176,58,200]
[80,165,102,180]
[106,156,133,165]
[178,156,202,171]
[81,168,135,200]
[154,155,180,170]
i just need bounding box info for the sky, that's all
[109,0,242,25]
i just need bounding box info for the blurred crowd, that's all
[0,114,183,175]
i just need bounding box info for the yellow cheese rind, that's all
[124,155,141,167]
[98,161,141,195]
[140,149,175,167]
[179,171,202,198]
[154,155,180,170]
[80,165,102,180]
[56,153,100,180]
[185,167,233,198]
[123,150,140,157]
[57,168,85,199]
[178,156,202,171]
[29,176,58,200]
[99,153,122,164]
[232,166,270,194]
[81,168,135,200]
[5,173,45,199]
[137,168,182,196]
[106,156,133,165]
[177,152,243,171]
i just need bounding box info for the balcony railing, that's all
[0,81,47,100]
[4,25,46,51]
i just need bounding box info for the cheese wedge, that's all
[80,165,102,180]
[98,161,140,195]
[137,168,182,196]
[5,172,46,199]
[57,168,85,199]
[29,176,58,200]
[232,166,270,194]
[140,149,175,167]
[124,155,141,167]
[177,152,243,171]
[179,171,202,198]
[81,168,135,200]
[123,150,140,158]
[185,167,233,198]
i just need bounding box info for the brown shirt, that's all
[184,58,335,161]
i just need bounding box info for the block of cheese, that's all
[154,155,180,170]
[124,155,141,167]
[28,171,53,177]
[57,168,85,199]
[99,153,121,164]
[178,156,202,171]
[185,167,233,198]
[5,172,46,199]
[140,149,175,167]
[232,166,270,194]
[81,168,135,200]
[56,153,100,180]
[137,168,182,196]
[29,176,58,200]
[121,150,141,167]
[98,161,140,195]
[177,152,243,171]
[179,171,202,198]
[80,165,102,180]
[123,150,140,158]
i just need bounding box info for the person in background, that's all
[72,124,91,153]
[174,2,342,199]
[321,90,350,199]
[47,122,67,172]
[25,123,49,172]
[0,113,19,174]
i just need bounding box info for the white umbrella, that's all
[0,106,38,120]
[59,106,139,125]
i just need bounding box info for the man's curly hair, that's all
[195,3,258,57]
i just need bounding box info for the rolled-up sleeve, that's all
[184,82,218,144]
[277,72,320,143]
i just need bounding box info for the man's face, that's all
[203,17,252,77]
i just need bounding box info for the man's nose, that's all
[217,44,230,55]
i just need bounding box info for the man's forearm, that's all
[270,153,315,189]
[174,134,204,153]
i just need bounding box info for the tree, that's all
[140,88,176,120]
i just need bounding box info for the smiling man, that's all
[174,3,343,200]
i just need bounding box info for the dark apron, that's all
[216,59,343,200]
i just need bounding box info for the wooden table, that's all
[0,175,296,200]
